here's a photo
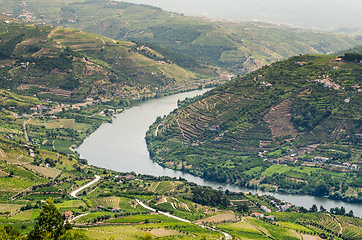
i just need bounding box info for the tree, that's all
[0,225,20,240]
[310,204,318,212]
[320,205,326,212]
[346,210,354,217]
[236,203,249,213]
[299,206,308,213]
[27,198,65,240]
[314,184,329,197]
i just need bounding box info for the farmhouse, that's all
[265,215,275,221]
[351,164,359,170]
[260,205,271,212]
[252,212,264,218]
[120,174,136,180]
[112,206,122,212]
[209,125,220,131]
[62,211,74,220]
[314,156,329,162]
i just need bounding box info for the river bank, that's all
[77,90,362,217]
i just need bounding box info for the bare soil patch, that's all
[198,213,238,223]
[264,99,297,139]
[301,234,323,240]
[26,165,61,178]
[148,228,181,237]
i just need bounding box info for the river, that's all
[77,89,362,217]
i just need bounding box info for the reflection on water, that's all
[77,89,362,217]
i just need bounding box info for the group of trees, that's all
[299,204,354,217]
[191,186,230,207]
[342,53,362,62]
[2,198,89,240]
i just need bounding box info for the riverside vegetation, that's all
[146,54,362,204]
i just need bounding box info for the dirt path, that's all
[0,148,6,158]
[245,218,270,238]
[175,119,186,139]
[327,213,343,234]
[149,182,161,192]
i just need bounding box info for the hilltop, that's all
[146,54,362,203]
[1,0,362,73]
[0,16,217,103]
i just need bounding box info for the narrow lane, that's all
[23,119,35,157]
[70,175,101,198]
[136,199,232,239]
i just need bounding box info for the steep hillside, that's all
[336,45,362,55]
[0,16,216,103]
[1,0,362,73]
[146,54,362,202]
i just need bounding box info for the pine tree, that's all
[27,198,65,240]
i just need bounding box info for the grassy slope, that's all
[0,16,216,103]
[1,0,362,73]
[146,54,362,201]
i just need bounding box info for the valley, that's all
[1,0,362,73]
[0,1,361,239]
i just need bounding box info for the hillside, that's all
[146,54,362,202]
[0,16,217,103]
[2,89,360,239]
[336,45,362,55]
[1,0,362,73]
[125,0,362,31]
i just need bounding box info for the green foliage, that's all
[0,20,212,103]
[0,225,21,240]
[147,54,362,201]
[0,34,24,59]
[192,186,230,208]
[343,52,362,61]
[1,0,361,73]
[27,198,65,240]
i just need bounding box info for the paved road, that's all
[69,212,90,223]
[23,119,35,157]
[136,199,232,239]
[70,175,101,198]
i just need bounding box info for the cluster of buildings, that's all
[251,212,275,221]
[259,81,273,87]
[351,84,362,93]
[313,156,359,171]
[312,75,341,90]
[270,201,292,212]
[219,74,235,81]
[29,104,48,112]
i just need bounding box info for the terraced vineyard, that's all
[0,16,216,103]
[146,54,362,201]
[1,0,362,74]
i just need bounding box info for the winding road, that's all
[70,175,101,198]
[136,199,232,240]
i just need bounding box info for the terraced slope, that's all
[1,0,362,73]
[0,16,215,102]
[146,54,362,201]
